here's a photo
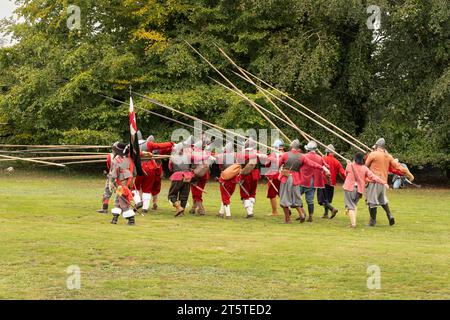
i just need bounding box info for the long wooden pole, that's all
[132,91,278,152]
[209,77,350,162]
[0,155,107,162]
[0,144,110,149]
[0,154,66,167]
[101,94,243,150]
[239,68,372,152]
[0,151,109,155]
[60,160,107,165]
[184,41,291,143]
[231,70,368,153]
[215,44,323,156]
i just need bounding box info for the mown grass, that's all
[0,169,449,299]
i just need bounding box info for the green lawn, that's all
[0,170,449,299]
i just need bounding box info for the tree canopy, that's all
[0,0,448,169]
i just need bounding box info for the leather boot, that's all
[111,215,119,224]
[329,205,338,219]
[382,204,395,226]
[322,206,329,219]
[369,207,377,226]
[307,204,314,222]
[96,201,109,214]
[127,216,135,226]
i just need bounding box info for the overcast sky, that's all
[0,0,17,19]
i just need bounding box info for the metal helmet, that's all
[305,140,318,151]
[375,137,385,149]
[290,139,301,150]
[272,139,284,149]
[325,144,335,154]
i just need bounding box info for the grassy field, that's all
[0,169,449,299]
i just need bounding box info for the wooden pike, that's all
[232,71,367,153]
[0,151,109,155]
[215,44,323,156]
[101,94,244,151]
[184,40,291,143]
[239,68,372,152]
[0,144,110,149]
[60,159,106,165]
[132,91,279,153]
[209,77,351,162]
[0,154,66,167]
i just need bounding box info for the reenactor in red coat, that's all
[216,142,239,219]
[299,141,329,222]
[263,139,284,216]
[235,138,267,218]
[132,135,174,214]
[318,144,346,219]
[278,139,329,223]
[189,140,211,216]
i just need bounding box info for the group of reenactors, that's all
[97,134,414,228]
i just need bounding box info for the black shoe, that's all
[175,210,185,217]
[330,208,338,219]
[152,203,158,211]
[368,218,376,227]
[135,202,143,210]
[127,217,135,226]
[246,214,254,219]
[96,209,108,214]
[111,216,119,224]
[388,216,395,226]
[307,215,313,222]
[322,214,329,219]
[142,209,148,215]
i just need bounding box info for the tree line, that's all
[0,0,448,170]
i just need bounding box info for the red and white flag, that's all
[129,97,138,137]
[129,97,143,176]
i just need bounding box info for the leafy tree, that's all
[0,0,448,171]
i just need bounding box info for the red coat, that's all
[322,154,346,186]
[146,141,174,154]
[265,152,283,179]
[278,150,323,186]
[106,153,112,171]
[299,151,326,188]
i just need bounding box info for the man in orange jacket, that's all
[365,138,414,226]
